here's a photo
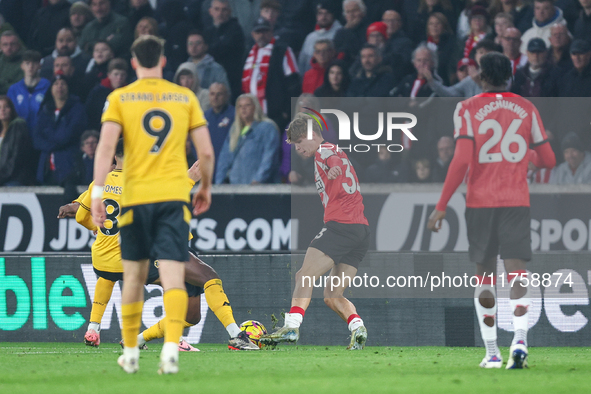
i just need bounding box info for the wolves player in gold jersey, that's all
[91,35,214,374]
[67,142,258,352]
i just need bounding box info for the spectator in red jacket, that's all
[302,39,335,94]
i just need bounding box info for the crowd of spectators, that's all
[0,0,591,192]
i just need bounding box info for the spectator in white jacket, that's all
[520,0,567,54]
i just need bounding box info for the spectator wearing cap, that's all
[85,58,128,130]
[298,1,342,74]
[186,31,230,95]
[512,38,556,97]
[333,0,368,65]
[382,10,413,78]
[573,0,591,43]
[410,0,456,45]
[204,0,245,102]
[548,23,573,71]
[242,17,300,131]
[7,50,50,132]
[549,132,591,184]
[70,1,94,39]
[314,60,350,97]
[463,5,491,58]
[501,27,528,74]
[78,0,133,56]
[348,44,395,97]
[0,95,35,186]
[28,0,71,57]
[32,73,87,186]
[424,39,502,97]
[520,0,567,54]
[40,27,91,82]
[302,39,335,94]
[555,39,591,97]
[0,31,24,95]
[456,57,477,82]
[425,12,456,86]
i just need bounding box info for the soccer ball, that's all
[240,320,267,348]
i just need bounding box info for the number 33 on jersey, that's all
[453,92,549,208]
[314,142,368,225]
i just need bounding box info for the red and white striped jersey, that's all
[314,142,368,225]
[242,38,298,114]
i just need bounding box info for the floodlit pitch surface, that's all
[1,344,591,393]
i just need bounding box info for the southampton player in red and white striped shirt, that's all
[260,112,370,350]
[428,53,556,369]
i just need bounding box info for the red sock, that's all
[347,314,361,324]
[289,306,305,317]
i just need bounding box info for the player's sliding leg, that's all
[474,258,502,368]
[137,295,201,352]
[260,247,335,345]
[323,263,367,350]
[156,259,188,375]
[505,259,530,369]
[85,277,115,347]
[183,253,259,350]
[118,259,150,374]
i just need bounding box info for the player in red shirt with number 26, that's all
[260,112,370,350]
[428,53,556,370]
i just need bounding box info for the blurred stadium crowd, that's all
[1,0,591,195]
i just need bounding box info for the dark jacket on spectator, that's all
[573,10,591,43]
[28,0,71,56]
[32,94,87,184]
[40,47,91,82]
[160,0,193,78]
[7,78,50,131]
[432,33,457,86]
[409,5,456,45]
[85,78,113,131]
[84,60,110,102]
[123,2,154,32]
[387,29,414,80]
[261,40,302,131]
[347,65,395,97]
[204,17,245,101]
[78,12,133,56]
[511,63,556,97]
[555,63,591,97]
[548,47,574,72]
[0,48,24,95]
[333,22,368,66]
[0,118,35,185]
[393,73,436,98]
[314,59,350,97]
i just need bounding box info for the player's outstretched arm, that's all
[91,121,122,227]
[190,125,214,215]
[57,202,80,218]
[530,142,556,169]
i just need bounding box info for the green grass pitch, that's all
[1,343,591,394]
